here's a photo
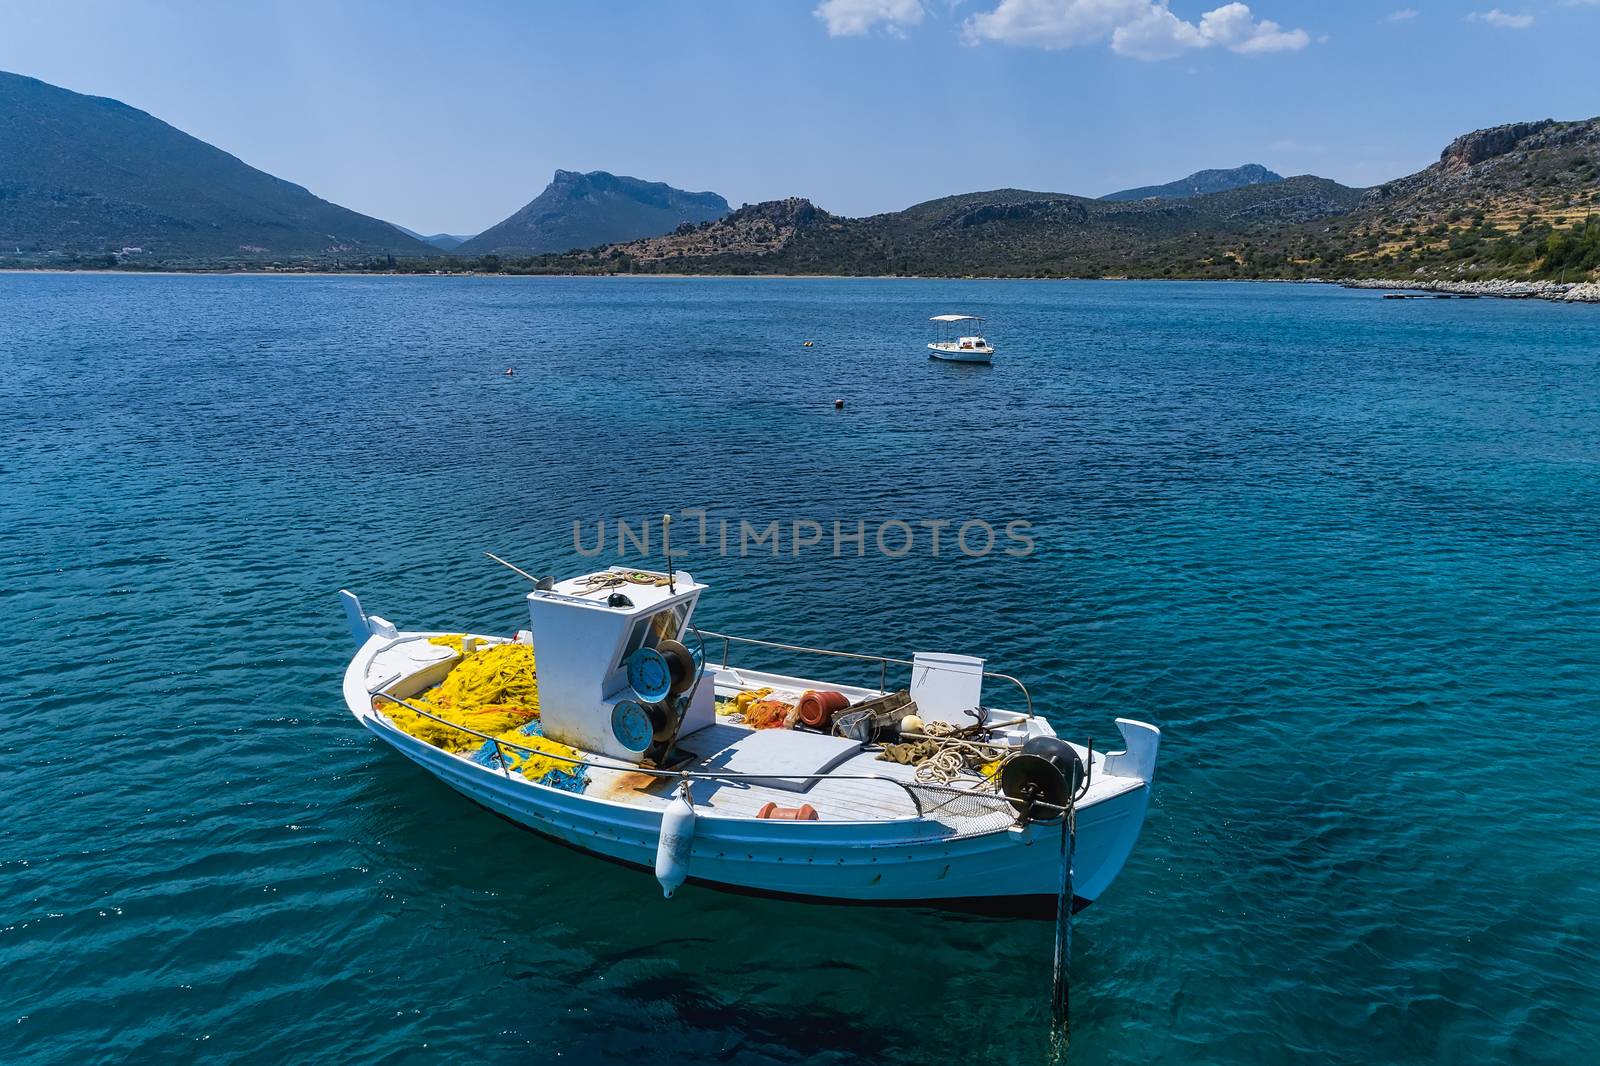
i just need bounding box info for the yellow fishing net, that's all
[715,686,774,718]
[492,737,584,783]
[373,638,585,782]
[376,637,541,751]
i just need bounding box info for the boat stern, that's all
[1101,717,1160,786]
[1067,717,1160,904]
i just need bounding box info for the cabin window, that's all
[621,618,651,661]
[618,604,690,665]
[651,604,686,644]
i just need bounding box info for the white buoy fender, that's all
[655,784,697,899]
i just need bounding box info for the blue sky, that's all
[2,1,1596,234]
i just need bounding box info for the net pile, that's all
[716,687,803,730]
[376,636,587,791]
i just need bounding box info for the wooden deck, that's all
[584,721,924,821]
[368,637,1019,830]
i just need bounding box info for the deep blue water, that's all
[3,274,1598,1064]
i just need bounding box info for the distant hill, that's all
[0,70,429,262]
[392,225,472,250]
[1100,164,1284,202]
[535,175,1364,277]
[457,170,729,255]
[488,117,1600,283]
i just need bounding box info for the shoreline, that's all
[3,266,1597,302]
[1338,277,1600,303]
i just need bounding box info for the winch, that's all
[1000,735,1086,820]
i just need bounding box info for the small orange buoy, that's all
[757,802,819,821]
[833,398,844,409]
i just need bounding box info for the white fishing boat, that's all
[928,314,995,363]
[338,562,1159,913]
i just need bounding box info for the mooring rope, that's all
[905,720,1011,785]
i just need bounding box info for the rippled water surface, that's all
[3,275,1598,1064]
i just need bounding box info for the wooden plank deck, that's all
[584,721,924,821]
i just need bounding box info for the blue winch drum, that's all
[626,647,675,704]
[610,700,655,753]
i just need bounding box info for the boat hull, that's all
[345,631,1156,910]
[928,343,994,364]
[357,705,1151,908]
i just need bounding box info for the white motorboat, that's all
[928,313,995,363]
[339,564,1158,913]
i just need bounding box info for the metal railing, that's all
[368,690,948,809]
[696,629,1035,719]
[364,690,1081,824]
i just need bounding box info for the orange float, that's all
[795,689,850,729]
[756,802,818,821]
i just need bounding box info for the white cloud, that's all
[1384,7,1419,21]
[963,1,1309,59]
[1467,9,1535,28]
[963,0,1148,50]
[1112,3,1206,58]
[814,0,927,37]
[1197,2,1309,54]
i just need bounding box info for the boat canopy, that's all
[930,314,981,322]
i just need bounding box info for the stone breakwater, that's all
[1343,278,1600,303]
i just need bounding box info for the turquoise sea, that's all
[3,274,1598,1064]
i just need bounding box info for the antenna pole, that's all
[484,552,540,584]
[662,514,676,593]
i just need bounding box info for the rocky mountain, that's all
[1318,117,1600,281]
[605,199,833,263]
[1100,164,1283,202]
[0,70,429,263]
[1356,119,1596,225]
[456,170,729,255]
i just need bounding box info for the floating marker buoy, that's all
[655,782,697,899]
[834,398,845,409]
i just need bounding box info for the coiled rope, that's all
[906,720,1012,786]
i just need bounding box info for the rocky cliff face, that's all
[1315,116,1600,284]
[1438,120,1555,171]
[1358,116,1600,225]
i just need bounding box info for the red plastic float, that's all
[795,689,850,729]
